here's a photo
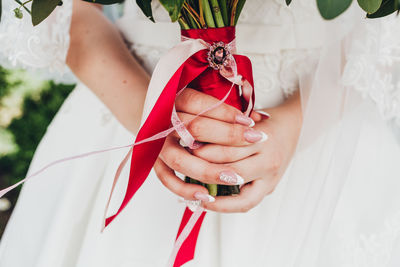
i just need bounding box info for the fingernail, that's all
[179,138,187,147]
[235,114,255,127]
[219,170,244,185]
[258,131,268,143]
[178,197,201,206]
[191,141,204,149]
[256,110,271,119]
[244,129,268,143]
[194,192,215,202]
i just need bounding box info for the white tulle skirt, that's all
[1,75,400,267]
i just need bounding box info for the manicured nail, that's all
[256,110,271,119]
[194,192,215,202]
[244,129,268,143]
[192,141,204,149]
[258,131,268,143]
[178,197,201,206]
[179,138,187,147]
[219,171,244,185]
[235,114,255,127]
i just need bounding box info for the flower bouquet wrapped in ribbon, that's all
[101,1,256,265]
[2,0,400,266]
[176,0,250,198]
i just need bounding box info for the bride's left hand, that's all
[197,94,302,212]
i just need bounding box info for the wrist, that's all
[261,91,302,132]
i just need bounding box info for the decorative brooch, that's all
[207,41,231,70]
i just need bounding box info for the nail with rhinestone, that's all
[219,171,244,185]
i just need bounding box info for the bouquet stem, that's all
[219,0,229,25]
[234,0,246,25]
[185,177,240,197]
[202,0,216,27]
[209,0,225,27]
[178,17,190,29]
[206,183,218,196]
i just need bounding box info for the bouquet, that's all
[2,0,400,266]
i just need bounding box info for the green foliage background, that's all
[0,66,74,238]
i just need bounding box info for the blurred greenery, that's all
[0,67,16,101]
[0,66,75,238]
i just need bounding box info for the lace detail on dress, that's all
[342,17,400,126]
[246,48,319,106]
[338,210,400,267]
[237,0,319,25]
[0,0,74,83]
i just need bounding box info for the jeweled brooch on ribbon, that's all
[207,41,231,70]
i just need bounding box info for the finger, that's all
[250,111,262,122]
[251,110,271,122]
[153,158,209,200]
[160,136,245,185]
[224,154,266,182]
[192,143,261,163]
[175,113,267,146]
[202,178,274,213]
[175,88,242,124]
[226,148,282,183]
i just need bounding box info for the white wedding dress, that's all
[1,0,400,266]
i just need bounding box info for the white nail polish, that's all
[207,195,216,202]
[256,110,271,118]
[194,192,215,203]
[179,138,187,147]
[235,174,245,185]
[249,119,255,127]
[257,132,268,143]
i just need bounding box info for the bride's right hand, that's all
[154,88,263,201]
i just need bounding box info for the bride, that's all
[1,0,400,266]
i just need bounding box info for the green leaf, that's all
[31,0,60,26]
[367,0,398,18]
[82,0,124,4]
[136,0,155,22]
[358,0,382,13]
[317,0,353,19]
[159,0,185,22]
[285,0,292,5]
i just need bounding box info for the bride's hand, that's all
[154,89,302,213]
[199,92,302,212]
[154,88,264,200]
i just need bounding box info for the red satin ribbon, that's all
[104,26,254,267]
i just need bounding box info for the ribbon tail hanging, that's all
[103,45,209,228]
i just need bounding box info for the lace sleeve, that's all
[0,0,75,83]
[341,15,400,127]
